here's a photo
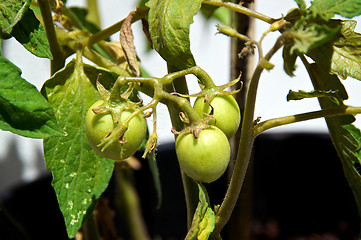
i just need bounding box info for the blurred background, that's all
[1,1,361,239]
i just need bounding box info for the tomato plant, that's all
[2,0,361,239]
[175,126,230,183]
[193,95,241,138]
[85,100,148,161]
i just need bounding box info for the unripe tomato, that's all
[85,100,147,160]
[193,95,240,139]
[175,126,230,183]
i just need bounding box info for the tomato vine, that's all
[2,0,361,239]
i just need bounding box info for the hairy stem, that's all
[254,106,361,136]
[38,0,65,74]
[211,37,284,239]
[86,0,101,28]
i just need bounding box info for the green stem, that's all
[38,0,65,74]
[254,106,361,136]
[160,91,201,124]
[211,37,284,239]
[86,0,101,27]
[165,63,200,228]
[203,0,276,24]
[162,66,217,89]
[87,8,149,47]
[115,167,150,240]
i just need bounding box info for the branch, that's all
[38,0,66,74]
[87,8,149,47]
[254,106,361,136]
[211,36,285,239]
[203,0,276,24]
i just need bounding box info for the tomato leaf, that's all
[286,89,338,101]
[294,0,307,11]
[0,0,31,34]
[41,58,117,238]
[309,0,361,20]
[146,0,203,69]
[185,184,215,240]
[308,20,361,81]
[290,21,340,54]
[282,45,298,76]
[11,7,53,59]
[305,62,361,222]
[0,57,64,138]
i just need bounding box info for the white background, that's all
[1,0,361,185]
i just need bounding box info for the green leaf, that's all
[200,5,230,26]
[282,45,298,76]
[305,62,361,224]
[0,57,64,138]
[286,89,338,101]
[310,0,361,20]
[11,8,52,59]
[0,0,30,34]
[308,20,361,81]
[41,58,117,238]
[290,21,340,54]
[146,0,203,69]
[185,184,215,240]
[295,0,307,11]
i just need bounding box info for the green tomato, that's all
[85,100,147,160]
[175,126,230,183]
[193,95,240,139]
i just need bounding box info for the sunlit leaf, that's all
[185,184,215,240]
[0,0,30,34]
[146,0,203,69]
[308,20,361,81]
[41,58,117,238]
[11,8,52,59]
[0,57,63,138]
[310,0,361,20]
[290,21,340,54]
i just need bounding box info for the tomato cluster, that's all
[176,95,241,183]
[85,90,240,183]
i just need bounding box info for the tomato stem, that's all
[254,106,361,135]
[38,0,66,75]
[211,35,285,239]
[87,8,149,47]
[203,0,276,24]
